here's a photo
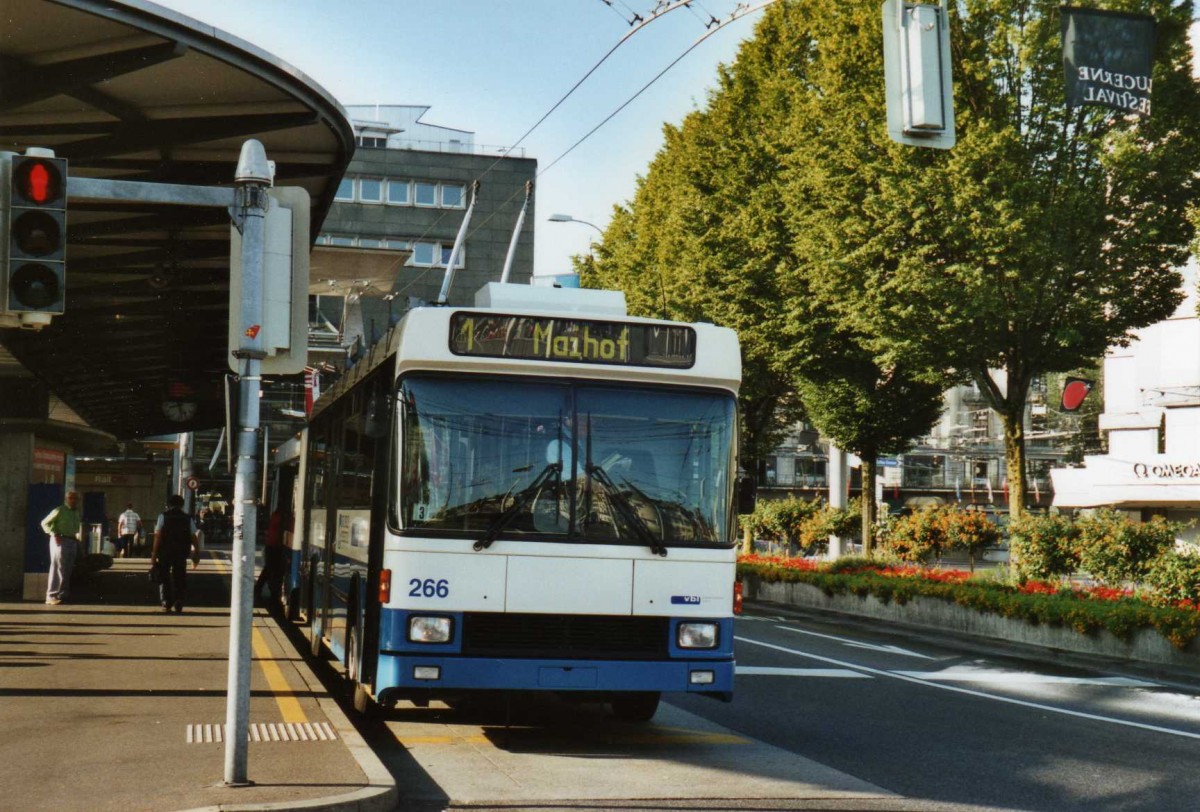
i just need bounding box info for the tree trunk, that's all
[861,456,877,555]
[1002,404,1027,522]
[741,524,753,557]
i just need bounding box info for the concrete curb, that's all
[742,574,1200,674]
[177,616,397,812]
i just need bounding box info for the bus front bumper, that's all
[375,654,733,702]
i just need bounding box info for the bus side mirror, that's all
[736,474,757,515]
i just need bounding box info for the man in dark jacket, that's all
[152,494,199,613]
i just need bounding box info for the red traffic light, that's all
[11,156,65,208]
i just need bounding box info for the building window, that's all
[384,239,411,251]
[411,242,436,265]
[359,177,383,203]
[408,241,464,268]
[358,238,383,249]
[329,235,354,247]
[414,182,438,207]
[356,135,387,148]
[440,183,465,208]
[335,178,353,201]
[387,179,410,205]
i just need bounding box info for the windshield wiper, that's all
[473,462,562,551]
[587,464,666,557]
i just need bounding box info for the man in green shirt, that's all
[41,491,82,605]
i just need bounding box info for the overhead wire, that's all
[382,0,705,300]
[455,1,777,245]
[390,1,776,302]
[372,0,696,297]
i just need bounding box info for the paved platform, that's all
[0,552,394,812]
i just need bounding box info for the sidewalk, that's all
[0,552,396,812]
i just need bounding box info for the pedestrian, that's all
[41,490,83,605]
[151,494,200,614]
[116,502,141,559]
[254,507,290,612]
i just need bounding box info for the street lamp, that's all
[548,213,603,274]
[548,213,603,235]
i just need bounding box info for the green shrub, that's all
[1144,549,1200,605]
[742,496,823,554]
[883,508,942,562]
[941,507,1001,570]
[883,505,998,565]
[737,556,1200,650]
[1075,510,1178,584]
[797,498,862,552]
[1008,513,1079,582]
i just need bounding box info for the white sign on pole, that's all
[228,187,311,374]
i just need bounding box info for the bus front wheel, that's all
[610,691,660,722]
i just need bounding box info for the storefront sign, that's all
[32,448,65,484]
[1132,462,1200,480]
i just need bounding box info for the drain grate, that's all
[186,722,338,743]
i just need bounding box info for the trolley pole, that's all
[224,139,272,786]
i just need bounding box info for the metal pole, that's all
[224,139,271,787]
[180,432,195,516]
[435,180,480,305]
[209,427,226,473]
[827,444,847,559]
[499,181,532,284]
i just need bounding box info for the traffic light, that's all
[5,152,67,318]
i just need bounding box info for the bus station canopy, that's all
[0,0,353,438]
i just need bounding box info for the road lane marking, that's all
[737,666,871,678]
[735,635,1200,741]
[775,625,938,660]
[251,628,308,723]
[208,550,308,723]
[893,666,1157,687]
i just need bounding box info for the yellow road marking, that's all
[252,628,307,723]
[207,550,308,723]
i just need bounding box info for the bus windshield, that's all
[398,374,736,548]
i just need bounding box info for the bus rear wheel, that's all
[610,691,660,722]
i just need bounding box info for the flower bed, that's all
[738,555,1200,650]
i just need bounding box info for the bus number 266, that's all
[409,578,450,598]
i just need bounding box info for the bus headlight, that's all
[408,616,453,644]
[677,622,719,649]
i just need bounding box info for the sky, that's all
[146,0,769,275]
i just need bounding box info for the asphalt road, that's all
[671,609,1200,812]
[303,607,1200,812]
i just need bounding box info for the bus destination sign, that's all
[450,313,696,368]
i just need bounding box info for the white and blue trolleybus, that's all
[299,282,749,720]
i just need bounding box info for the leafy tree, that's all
[796,354,946,553]
[583,93,803,485]
[775,0,1200,520]
[583,1,949,550]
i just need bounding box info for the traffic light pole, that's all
[224,139,271,787]
[20,139,304,786]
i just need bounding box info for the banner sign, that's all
[1062,7,1155,117]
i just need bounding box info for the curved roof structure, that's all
[0,0,354,438]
